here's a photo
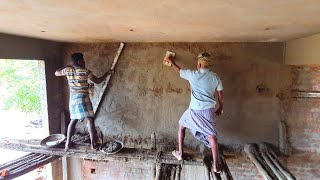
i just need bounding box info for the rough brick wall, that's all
[286,99,320,179]
[81,160,153,180]
[227,157,264,180]
[283,66,320,179]
[80,158,265,180]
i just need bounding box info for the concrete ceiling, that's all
[1,0,320,42]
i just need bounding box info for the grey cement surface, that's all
[62,42,288,149]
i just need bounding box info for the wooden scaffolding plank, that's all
[0,153,59,180]
[244,143,296,180]
[0,153,37,170]
[0,141,204,166]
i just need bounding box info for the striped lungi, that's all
[69,93,94,121]
[179,108,217,147]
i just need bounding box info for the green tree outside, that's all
[0,60,41,114]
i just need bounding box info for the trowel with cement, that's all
[163,51,175,66]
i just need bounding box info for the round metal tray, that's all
[100,140,124,155]
[40,134,66,148]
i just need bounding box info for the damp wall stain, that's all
[62,42,286,148]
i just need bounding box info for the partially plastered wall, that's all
[62,42,320,179]
[62,42,286,149]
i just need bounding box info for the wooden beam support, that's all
[260,151,285,179]
[0,153,59,180]
[93,42,125,114]
[245,143,296,180]
[0,153,38,170]
[291,90,320,98]
[244,144,273,180]
[175,165,181,180]
[260,144,296,180]
[219,152,233,180]
[279,120,289,155]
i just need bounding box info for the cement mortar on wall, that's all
[62,42,287,149]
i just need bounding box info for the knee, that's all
[86,118,94,124]
[208,135,217,141]
[179,125,186,131]
[69,120,77,127]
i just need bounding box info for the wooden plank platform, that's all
[0,139,204,166]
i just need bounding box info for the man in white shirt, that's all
[165,52,224,173]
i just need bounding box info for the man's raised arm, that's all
[165,56,181,75]
[89,69,114,84]
[55,66,68,76]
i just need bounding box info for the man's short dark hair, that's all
[71,53,84,62]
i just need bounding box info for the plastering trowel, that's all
[163,51,175,67]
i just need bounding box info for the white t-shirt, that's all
[180,68,223,110]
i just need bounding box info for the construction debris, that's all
[244,143,295,180]
[100,140,124,154]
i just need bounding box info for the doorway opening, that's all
[0,59,52,180]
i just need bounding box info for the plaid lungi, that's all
[69,93,94,121]
[179,108,217,148]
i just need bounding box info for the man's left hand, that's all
[107,69,115,75]
[165,56,174,64]
[215,107,223,116]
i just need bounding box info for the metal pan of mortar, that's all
[100,140,124,155]
[40,134,66,148]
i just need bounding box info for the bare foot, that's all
[65,141,74,151]
[172,150,183,161]
[212,164,221,173]
[91,143,100,150]
[65,144,70,151]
